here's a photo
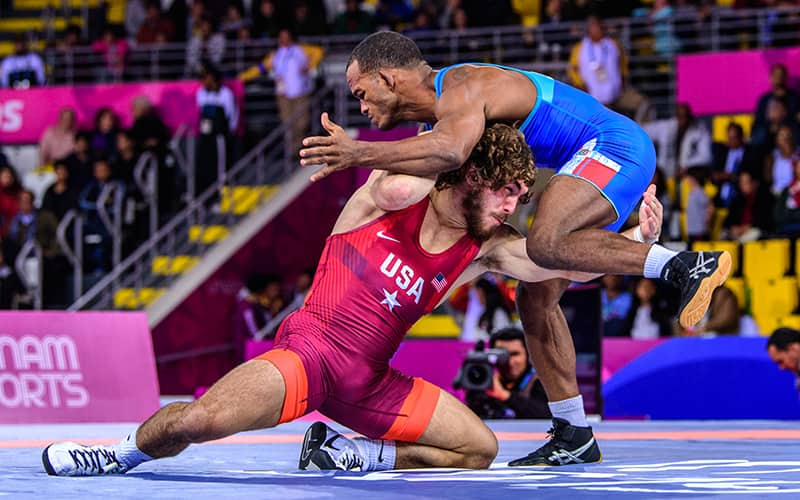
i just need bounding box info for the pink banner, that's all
[0,79,244,144]
[0,311,160,423]
[677,47,800,115]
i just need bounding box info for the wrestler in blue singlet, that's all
[432,63,656,232]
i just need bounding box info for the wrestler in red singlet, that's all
[259,196,479,441]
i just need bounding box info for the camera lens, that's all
[466,364,490,386]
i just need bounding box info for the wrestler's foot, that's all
[661,250,732,328]
[508,418,601,466]
[298,422,364,471]
[42,442,128,476]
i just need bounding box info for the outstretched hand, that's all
[638,184,662,243]
[299,113,359,182]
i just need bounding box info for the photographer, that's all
[465,327,551,420]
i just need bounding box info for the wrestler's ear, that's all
[378,69,396,91]
[465,164,481,186]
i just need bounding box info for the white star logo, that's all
[381,288,401,312]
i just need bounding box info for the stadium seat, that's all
[113,287,166,309]
[692,240,739,275]
[778,315,800,330]
[151,255,200,276]
[189,225,229,244]
[408,315,461,338]
[712,114,754,143]
[750,277,798,320]
[743,239,790,280]
[219,185,277,215]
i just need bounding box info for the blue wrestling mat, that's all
[3,419,800,499]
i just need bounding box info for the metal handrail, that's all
[14,240,42,310]
[56,209,84,302]
[95,182,124,275]
[68,83,338,311]
[133,151,159,255]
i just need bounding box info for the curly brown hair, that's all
[435,123,536,203]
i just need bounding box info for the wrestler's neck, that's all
[427,188,468,233]
[394,65,437,123]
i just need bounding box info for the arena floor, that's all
[3,419,800,499]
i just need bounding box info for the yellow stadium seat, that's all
[778,315,800,330]
[408,315,461,338]
[692,240,739,275]
[750,277,798,320]
[189,225,229,244]
[113,288,139,309]
[754,314,780,336]
[139,288,165,306]
[743,239,790,280]
[512,0,541,26]
[665,177,677,203]
[710,208,728,241]
[723,277,746,311]
[151,255,199,275]
[712,114,755,143]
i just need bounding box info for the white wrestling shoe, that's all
[298,422,365,471]
[42,442,128,476]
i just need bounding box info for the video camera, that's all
[452,340,509,391]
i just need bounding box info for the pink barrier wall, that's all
[677,47,800,115]
[0,79,244,144]
[0,311,160,423]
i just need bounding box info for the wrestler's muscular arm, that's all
[303,67,535,181]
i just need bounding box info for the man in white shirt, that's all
[195,61,238,195]
[575,16,622,106]
[272,29,313,155]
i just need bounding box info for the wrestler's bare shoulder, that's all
[438,65,537,121]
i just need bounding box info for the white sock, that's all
[548,395,588,427]
[643,244,678,278]
[353,438,396,471]
[113,430,153,470]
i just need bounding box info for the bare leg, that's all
[136,359,286,458]
[527,175,651,274]
[395,389,497,469]
[516,278,577,401]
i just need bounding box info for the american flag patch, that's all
[431,272,448,292]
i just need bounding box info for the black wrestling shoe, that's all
[298,422,364,471]
[508,418,601,466]
[661,251,732,328]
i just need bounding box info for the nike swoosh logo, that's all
[324,435,341,451]
[377,230,400,243]
[377,440,385,463]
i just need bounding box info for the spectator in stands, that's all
[460,276,513,342]
[752,98,798,154]
[38,108,76,167]
[0,34,45,88]
[712,122,756,208]
[195,61,238,195]
[568,15,651,123]
[246,29,315,156]
[291,267,314,305]
[221,3,250,41]
[41,159,79,222]
[129,96,169,154]
[601,274,633,337]
[334,0,376,34]
[0,249,19,309]
[186,16,226,76]
[754,64,800,131]
[375,0,415,30]
[774,157,800,238]
[569,16,624,108]
[291,0,329,36]
[767,327,800,377]
[724,170,774,242]
[251,0,280,39]
[680,286,740,336]
[404,10,437,36]
[466,327,551,420]
[232,272,274,362]
[137,1,176,45]
[90,107,121,163]
[55,25,83,53]
[684,167,712,243]
[765,124,800,196]
[649,0,681,56]
[64,132,94,193]
[91,25,129,83]
[624,278,675,339]
[0,164,22,238]
[643,103,712,179]
[124,0,148,39]
[79,156,124,274]
[4,190,38,263]
[113,129,140,188]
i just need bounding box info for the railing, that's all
[67,83,342,311]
